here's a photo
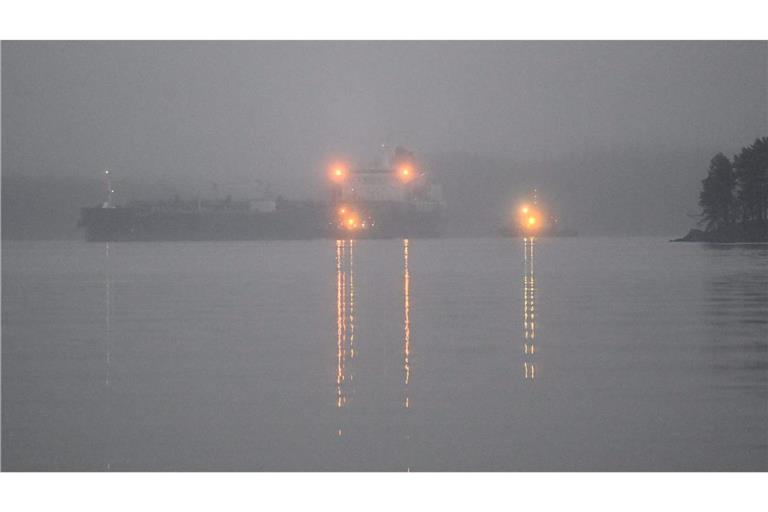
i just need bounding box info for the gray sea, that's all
[2,237,767,471]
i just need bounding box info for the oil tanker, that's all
[78,147,445,241]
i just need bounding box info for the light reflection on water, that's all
[403,239,411,409]
[334,239,413,437]
[2,238,767,471]
[335,240,355,435]
[104,242,112,387]
[522,236,536,381]
[103,242,112,471]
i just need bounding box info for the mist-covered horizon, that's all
[2,41,767,237]
[3,39,768,476]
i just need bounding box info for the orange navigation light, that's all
[341,211,361,230]
[329,163,348,183]
[338,206,347,215]
[398,165,415,183]
[345,217,358,230]
[516,202,543,234]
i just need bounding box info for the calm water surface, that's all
[2,237,767,471]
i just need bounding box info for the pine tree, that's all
[733,137,768,223]
[699,152,735,231]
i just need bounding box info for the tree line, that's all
[699,137,767,231]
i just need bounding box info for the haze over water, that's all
[2,237,767,471]
[4,42,767,240]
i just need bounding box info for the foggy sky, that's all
[2,41,767,232]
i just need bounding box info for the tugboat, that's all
[501,190,577,238]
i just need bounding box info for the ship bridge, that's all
[336,166,443,206]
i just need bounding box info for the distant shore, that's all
[672,223,768,243]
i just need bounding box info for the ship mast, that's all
[379,142,391,168]
[103,169,115,208]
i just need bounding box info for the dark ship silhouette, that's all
[78,147,445,242]
[499,191,578,238]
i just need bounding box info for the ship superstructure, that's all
[328,146,444,238]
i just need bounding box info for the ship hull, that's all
[500,227,578,238]
[79,206,330,242]
[330,202,444,239]
[79,204,444,242]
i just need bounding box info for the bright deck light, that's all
[341,211,362,230]
[345,217,359,230]
[398,166,415,183]
[516,202,544,234]
[329,164,347,183]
